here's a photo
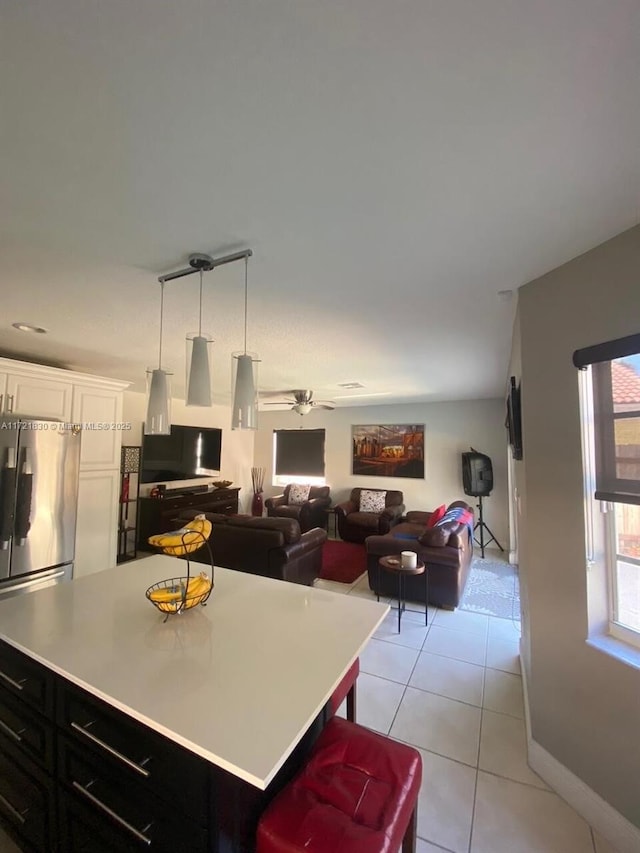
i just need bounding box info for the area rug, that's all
[458,555,521,620]
[320,540,367,584]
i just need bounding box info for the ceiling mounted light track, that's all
[144,248,254,435]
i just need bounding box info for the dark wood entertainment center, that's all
[137,487,240,553]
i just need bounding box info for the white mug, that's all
[400,550,417,569]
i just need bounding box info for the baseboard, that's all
[521,656,640,853]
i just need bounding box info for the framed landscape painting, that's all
[352,424,424,478]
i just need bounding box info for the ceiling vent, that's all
[337,382,364,389]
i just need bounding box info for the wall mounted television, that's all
[506,376,523,461]
[141,424,222,484]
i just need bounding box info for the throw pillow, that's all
[359,489,387,513]
[288,484,311,506]
[427,504,447,528]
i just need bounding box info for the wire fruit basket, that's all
[145,518,214,621]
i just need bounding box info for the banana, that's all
[155,601,180,613]
[148,515,212,556]
[149,583,184,603]
[186,572,211,594]
[185,572,212,606]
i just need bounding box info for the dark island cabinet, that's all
[137,488,240,553]
[0,640,316,852]
[0,642,243,852]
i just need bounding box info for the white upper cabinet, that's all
[0,373,7,414]
[5,373,74,420]
[72,386,125,469]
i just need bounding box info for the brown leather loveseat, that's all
[173,511,327,586]
[365,501,474,609]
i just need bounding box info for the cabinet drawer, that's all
[0,684,54,771]
[0,643,54,717]
[58,738,208,853]
[0,736,55,852]
[57,683,209,822]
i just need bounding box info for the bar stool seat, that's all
[256,716,422,853]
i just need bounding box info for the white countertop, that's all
[0,556,388,789]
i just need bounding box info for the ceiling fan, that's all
[261,389,336,416]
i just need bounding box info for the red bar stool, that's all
[328,658,359,721]
[257,716,422,853]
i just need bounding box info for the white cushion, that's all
[288,484,311,506]
[359,489,386,513]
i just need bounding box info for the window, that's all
[575,333,640,650]
[272,429,326,488]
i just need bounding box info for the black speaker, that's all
[461,450,493,497]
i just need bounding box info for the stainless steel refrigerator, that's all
[0,418,81,599]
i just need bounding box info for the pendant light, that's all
[231,256,259,430]
[145,281,173,435]
[186,268,213,406]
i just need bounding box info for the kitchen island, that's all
[0,555,388,852]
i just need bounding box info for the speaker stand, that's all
[474,496,504,559]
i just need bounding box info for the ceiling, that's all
[1,1,638,408]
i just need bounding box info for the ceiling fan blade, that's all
[292,390,314,404]
[262,400,295,406]
[313,404,335,410]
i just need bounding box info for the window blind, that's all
[274,429,325,477]
[574,334,640,506]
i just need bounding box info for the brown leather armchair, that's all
[335,488,404,543]
[265,485,331,533]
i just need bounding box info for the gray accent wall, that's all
[515,225,640,827]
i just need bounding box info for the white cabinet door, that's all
[6,374,73,420]
[74,469,119,578]
[72,386,124,469]
[0,373,7,414]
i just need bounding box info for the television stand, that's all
[165,483,210,496]
[137,487,240,553]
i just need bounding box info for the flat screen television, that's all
[141,424,222,484]
[506,377,523,461]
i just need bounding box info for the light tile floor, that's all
[315,569,621,853]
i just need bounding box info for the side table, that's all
[378,556,427,633]
[325,506,339,539]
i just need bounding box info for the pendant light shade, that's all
[186,270,213,407]
[186,335,213,406]
[231,352,259,430]
[144,281,173,435]
[231,256,259,430]
[145,368,172,435]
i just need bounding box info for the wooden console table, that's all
[137,487,240,553]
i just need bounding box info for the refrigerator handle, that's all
[14,448,33,547]
[0,448,17,550]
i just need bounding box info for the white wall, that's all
[514,225,640,829]
[254,398,510,548]
[123,391,256,512]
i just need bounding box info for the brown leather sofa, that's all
[365,501,474,609]
[335,488,405,543]
[173,511,327,586]
[265,485,331,533]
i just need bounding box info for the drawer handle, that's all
[72,781,152,846]
[0,717,25,742]
[70,721,151,778]
[0,669,27,692]
[0,792,28,826]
